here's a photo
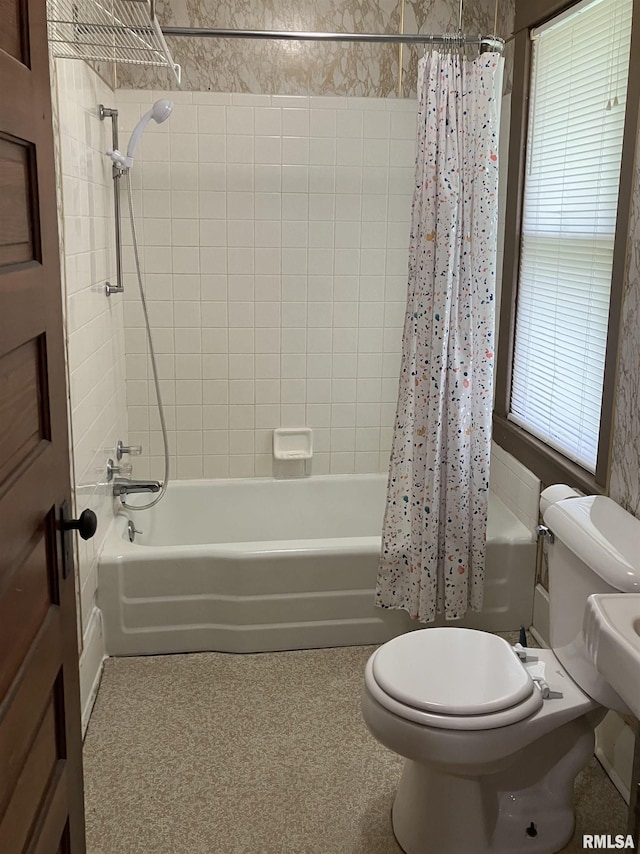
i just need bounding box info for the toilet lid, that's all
[372,628,534,716]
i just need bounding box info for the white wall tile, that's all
[56,60,128,664]
[119,91,421,479]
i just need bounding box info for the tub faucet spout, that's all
[113,477,162,498]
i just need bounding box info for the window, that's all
[494,0,639,491]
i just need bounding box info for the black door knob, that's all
[62,509,98,541]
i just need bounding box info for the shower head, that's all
[106,98,174,170]
[149,99,174,124]
[126,99,173,162]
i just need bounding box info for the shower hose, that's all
[123,169,170,510]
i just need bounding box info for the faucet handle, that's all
[107,458,133,481]
[116,440,143,461]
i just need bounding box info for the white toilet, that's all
[362,487,640,854]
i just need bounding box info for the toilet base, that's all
[391,716,596,854]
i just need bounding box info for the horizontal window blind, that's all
[509,0,632,472]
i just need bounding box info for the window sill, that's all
[492,413,606,495]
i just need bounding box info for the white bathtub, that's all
[98,474,537,655]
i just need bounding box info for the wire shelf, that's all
[47,0,181,83]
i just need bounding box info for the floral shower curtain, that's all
[375,49,503,623]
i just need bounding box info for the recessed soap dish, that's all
[273,428,313,461]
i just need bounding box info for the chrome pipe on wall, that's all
[99,104,124,297]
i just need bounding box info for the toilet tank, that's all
[543,491,640,711]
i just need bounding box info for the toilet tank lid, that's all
[544,495,640,592]
[540,483,582,515]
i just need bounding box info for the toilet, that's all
[362,487,640,854]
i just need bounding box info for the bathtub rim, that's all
[102,475,534,561]
[103,522,384,561]
[107,472,386,557]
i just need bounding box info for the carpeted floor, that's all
[83,639,628,853]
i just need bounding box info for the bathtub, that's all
[98,474,537,656]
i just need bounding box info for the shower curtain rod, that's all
[161,27,504,51]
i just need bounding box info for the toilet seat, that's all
[367,628,544,731]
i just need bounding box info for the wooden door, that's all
[0,1,86,852]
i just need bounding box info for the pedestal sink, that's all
[584,593,640,718]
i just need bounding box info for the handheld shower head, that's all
[126,99,173,163]
[106,98,174,170]
[149,99,173,125]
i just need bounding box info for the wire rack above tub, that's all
[46,0,181,84]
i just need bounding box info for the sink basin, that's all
[584,593,640,718]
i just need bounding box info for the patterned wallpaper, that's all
[116,0,514,96]
[609,124,640,516]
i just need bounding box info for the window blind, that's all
[509,0,633,472]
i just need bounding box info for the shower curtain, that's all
[375,49,503,623]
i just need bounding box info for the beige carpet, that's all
[83,641,627,853]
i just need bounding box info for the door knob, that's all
[62,509,98,541]
[59,502,98,580]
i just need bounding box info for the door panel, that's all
[1,698,60,852]
[0,0,86,851]
[0,336,49,484]
[0,613,64,817]
[0,135,38,266]
[0,0,29,66]
[0,532,51,699]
